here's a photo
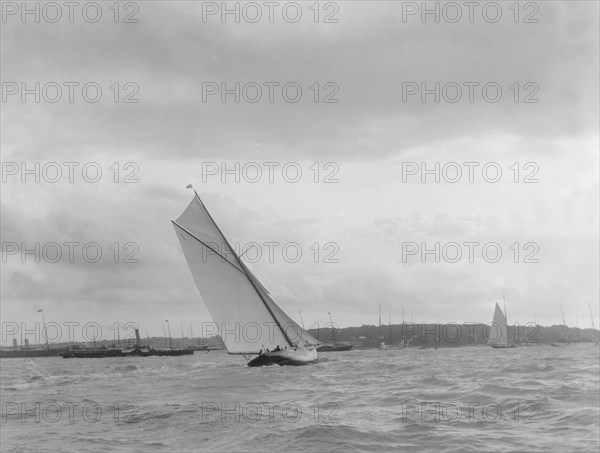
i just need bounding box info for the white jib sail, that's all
[490,303,509,346]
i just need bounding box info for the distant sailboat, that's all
[399,307,410,347]
[388,309,394,347]
[588,303,599,345]
[378,305,389,350]
[551,301,571,346]
[488,301,516,348]
[386,309,406,349]
[316,312,353,352]
[560,301,570,343]
[172,191,320,366]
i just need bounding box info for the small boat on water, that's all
[172,189,320,366]
[316,312,353,352]
[589,303,599,346]
[378,305,389,350]
[550,302,572,347]
[488,300,517,349]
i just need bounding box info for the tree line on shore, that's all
[307,323,599,347]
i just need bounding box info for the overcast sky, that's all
[1,1,598,344]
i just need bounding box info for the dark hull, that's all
[186,346,221,352]
[549,342,569,347]
[316,344,353,352]
[247,355,318,367]
[62,349,125,358]
[490,344,518,349]
[135,349,195,357]
[0,349,66,358]
[247,348,319,367]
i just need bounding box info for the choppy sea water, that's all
[1,344,599,452]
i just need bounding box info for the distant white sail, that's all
[172,194,319,354]
[489,303,509,346]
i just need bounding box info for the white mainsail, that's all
[489,303,509,346]
[172,193,319,355]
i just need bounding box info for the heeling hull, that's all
[247,348,318,367]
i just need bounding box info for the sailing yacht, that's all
[488,303,517,348]
[378,305,389,350]
[551,302,571,346]
[589,303,599,345]
[172,191,320,366]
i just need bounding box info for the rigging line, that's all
[238,244,257,260]
[251,265,298,325]
[192,191,295,348]
[246,271,311,344]
[244,267,314,343]
[171,221,245,276]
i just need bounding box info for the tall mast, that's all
[402,307,405,344]
[166,320,172,349]
[503,291,508,345]
[37,309,50,351]
[560,301,569,343]
[379,305,382,343]
[388,309,392,345]
[328,312,334,343]
[560,301,567,326]
[589,303,596,330]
